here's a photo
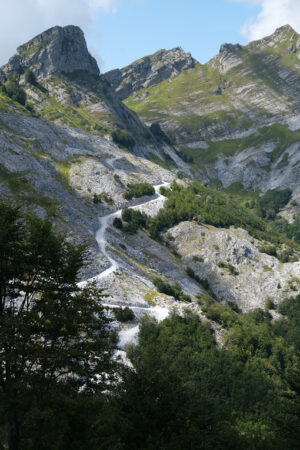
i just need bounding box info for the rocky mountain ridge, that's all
[0,26,188,171]
[104,47,197,100]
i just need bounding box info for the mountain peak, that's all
[219,43,242,54]
[1,25,99,79]
[275,24,296,34]
[247,24,298,51]
[104,47,197,100]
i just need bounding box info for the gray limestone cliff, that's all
[1,25,100,80]
[104,47,197,100]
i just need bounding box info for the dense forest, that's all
[0,195,300,449]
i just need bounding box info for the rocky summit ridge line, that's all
[104,47,197,100]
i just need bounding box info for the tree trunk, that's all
[8,407,20,450]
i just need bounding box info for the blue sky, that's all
[89,0,260,71]
[1,0,300,72]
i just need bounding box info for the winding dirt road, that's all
[79,154,171,348]
[95,180,169,281]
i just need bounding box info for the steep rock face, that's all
[169,221,300,311]
[104,47,197,100]
[1,25,99,79]
[208,43,243,74]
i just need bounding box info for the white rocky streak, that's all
[117,305,169,349]
[118,325,140,348]
[286,114,300,131]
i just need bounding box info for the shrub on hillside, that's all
[153,277,191,302]
[111,129,135,149]
[123,182,155,200]
[121,207,147,233]
[24,69,36,85]
[113,307,135,322]
[5,78,27,105]
[113,217,123,229]
[256,188,292,219]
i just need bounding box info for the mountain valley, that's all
[1,21,300,449]
[1,24,300,327]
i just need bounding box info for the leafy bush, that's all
[198,278,210,290]
[186,266,195,278]
[274,214,300,244]
[93,193,101,204]
[256,188,292,219]
[111,129,135,149]
[93,193,113,205]
[193,255,204,262]
[4,78,26,105]
[24,68,36,85]
[217,261,239,276]
[247,308,271,324]
[177,150,194,163]
[186,266,202,283]
[153,277,191,302]
[121,207,147,233]
[93,123,106,133]
[113,217,123,229]
[265,298,275,310]
[144,181,300,253]
[113,307,135,322]
[123,182,155,200]
[177,170,186,179]
[258,244,277,257]
[25,101,34,112]
[146,181,266,240]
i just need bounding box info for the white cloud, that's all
[237,0,300,41]
[0,0,119,66]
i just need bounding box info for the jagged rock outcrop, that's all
[1,25,100,79]
[104,47,197,100]
[219,43,242,53]
[168,221,300,311]
[248,24,299,51]
[209,42,243,74]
